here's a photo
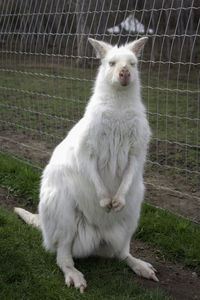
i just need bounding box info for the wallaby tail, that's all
[14,207,41,230]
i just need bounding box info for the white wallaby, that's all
[14,37,158,293]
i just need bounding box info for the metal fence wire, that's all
[0,0,199,222]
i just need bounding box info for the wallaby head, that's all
[88,37,148,88]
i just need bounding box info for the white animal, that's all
[14,37,158,293]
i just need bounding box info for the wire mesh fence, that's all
[0,0,199,221]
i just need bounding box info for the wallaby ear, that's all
[126,37,148,57]
[88,38,112,59]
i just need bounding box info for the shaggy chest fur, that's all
[88,109,143,181]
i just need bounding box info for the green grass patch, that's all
[0,152,200,275]
[0,206,170,299]
[0,65,199,146]
[135,204,200,271]
[0,153,40,206]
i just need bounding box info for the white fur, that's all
[15,37,158,292]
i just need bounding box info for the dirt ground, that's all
[0,187,200,300]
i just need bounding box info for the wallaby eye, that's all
[130,62,136,67]
[109,61,116,67]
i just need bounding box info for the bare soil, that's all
[0,187,200,300]
[131,240,200,300]
[146,183,200,223]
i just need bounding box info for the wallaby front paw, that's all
[100,198,112,212]
[112,195,125,212]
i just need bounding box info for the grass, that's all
[0,65,92,139]
[0,152,200,275]
[0,153,40,206]
[136,204,200,271]
[0,63,199,144]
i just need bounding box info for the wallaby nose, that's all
[119,68,130,78]
[119,68,130,86]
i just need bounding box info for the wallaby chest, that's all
[93,110,142,176]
